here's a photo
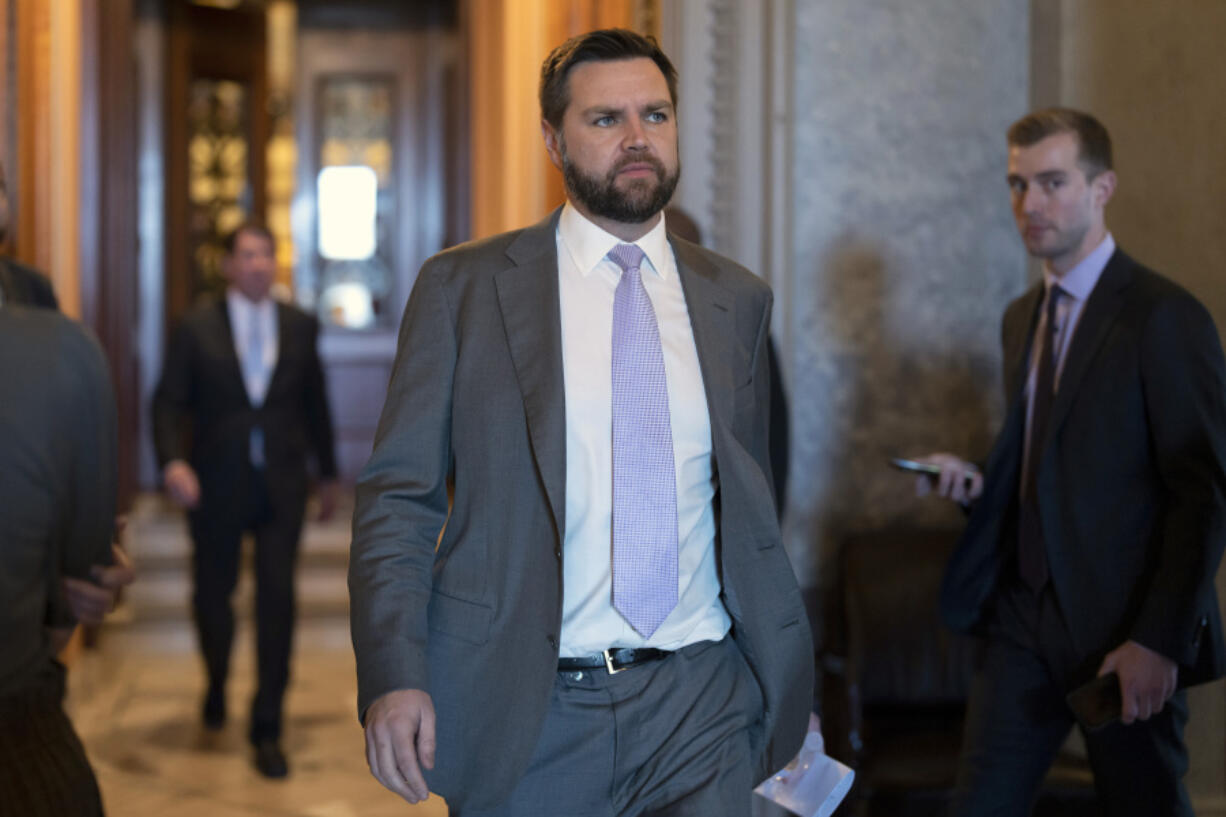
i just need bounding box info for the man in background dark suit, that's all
[920,108,1226,816]
[153,224,338,778]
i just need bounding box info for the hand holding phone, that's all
[1066,672,1123,731]
[890,455,983,503]
[889,457,944,477]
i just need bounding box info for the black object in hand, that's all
[1066,672,1122,731]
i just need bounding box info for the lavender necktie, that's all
[608,243,678,638]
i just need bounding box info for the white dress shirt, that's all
[556,203,730,657]
[226,288,279,407]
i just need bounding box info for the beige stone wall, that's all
[783,0,1031,587]
[1034,0,1226,327]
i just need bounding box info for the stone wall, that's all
[783,0,1031,588]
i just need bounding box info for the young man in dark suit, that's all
[920,108,1226,816]
[350,29,813,816]
[152,224,338,778]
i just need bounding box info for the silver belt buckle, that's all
[602,648,624,675]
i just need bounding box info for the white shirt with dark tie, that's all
[226,288,279,407]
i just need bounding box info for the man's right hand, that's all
[163,459,201,509]
[364,688,437,804]
[913,452,984,504]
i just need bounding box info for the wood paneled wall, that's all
[14,0,80,316]
[0,1,10,207]
[5,0,139,507]
[464,0,652,239]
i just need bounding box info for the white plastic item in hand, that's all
[754,729,855,817]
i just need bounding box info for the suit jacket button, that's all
[1193,616,1207,650]
[546,634,557,648]
[554,549,562,560]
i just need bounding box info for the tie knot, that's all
[1045,282,1066,322]
[607,243,645,274]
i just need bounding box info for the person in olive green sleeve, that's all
[0,306,118,816]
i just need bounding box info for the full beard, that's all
[561,149,680,225]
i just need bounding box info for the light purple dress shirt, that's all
[1020,233,1116,492]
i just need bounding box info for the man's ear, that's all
[1092,169,1117,209]
[541,119,564,172]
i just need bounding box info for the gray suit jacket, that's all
[349,209,813,810]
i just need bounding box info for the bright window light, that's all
[317,165,377,260]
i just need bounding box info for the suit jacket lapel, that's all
[1004,285,1043,403]
[265,302,291,397]
[495,210,567,539]
[1041,250,1133,450]
[671,239,736,433]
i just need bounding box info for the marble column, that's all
[666,0,1031,591]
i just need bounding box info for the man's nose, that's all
[622,119,648,150]
[1021,186,1043,214]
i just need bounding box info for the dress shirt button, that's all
[546,634,557,648]
[554,548,562,560]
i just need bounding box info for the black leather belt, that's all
[557,647,671,675]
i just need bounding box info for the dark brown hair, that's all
[222,222,275,255]
[1007,107,1113,178]
[539,28,678,129]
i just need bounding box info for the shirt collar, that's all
[558,201,671,280]
[226,287,273,316]
[1045,232,1114,302]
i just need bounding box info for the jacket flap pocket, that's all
[428,591,492,645]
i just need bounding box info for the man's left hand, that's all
[1097,640,1178,725]
[62,543,137,627]
[317,479,339,522]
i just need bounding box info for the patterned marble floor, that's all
[62,493,448,817]
[67,621,448,817]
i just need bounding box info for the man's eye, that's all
[646,111,668,124]
[1008,181,1026,195]
[594,116,616,127]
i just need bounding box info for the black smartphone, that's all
[889,457,943,476]
[1065,672,1122,731]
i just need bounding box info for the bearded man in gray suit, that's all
[349,29,813,816]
